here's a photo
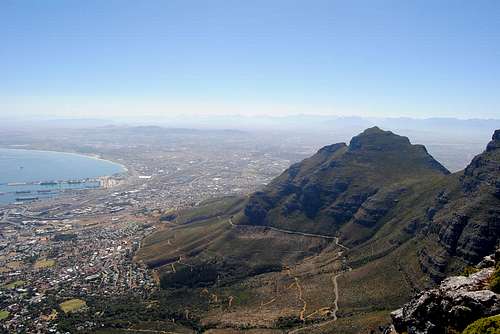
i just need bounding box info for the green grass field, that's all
[0,310,10,321]
[60,299,86,313]
[3,280,25,289]
[34,259,56,269]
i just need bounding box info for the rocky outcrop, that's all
[352,187,406,227]
[417,129,500,279]
[392,252,500,334]
[486,129,500,152]
[462,129,500,194]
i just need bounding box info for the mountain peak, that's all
[360,126,387,135]
[240,127,449,234]
[486,129,500,152]
[349,126,411,151]
[493,129,500,140]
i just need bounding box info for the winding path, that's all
[228,217,337,240]
[226,216,353,333]
[122,329,182,334]
[331,249,345,322]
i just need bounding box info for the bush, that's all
[160,264,218,289]
[461,266,479,277]
[53,233,77,241]
[490,263,500,293]
[462,314,500,334]
[275,316,302,329]
[160,213,177,222]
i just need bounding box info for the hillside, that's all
[134,128,500,333]
[238,126,449,242]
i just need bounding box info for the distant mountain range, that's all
[136,126,500,333]
[3,115,500,135]
[128,115,500,138]
[3,116,498,172]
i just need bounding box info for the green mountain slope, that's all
[239,126,449,243]
[133,127,499,333]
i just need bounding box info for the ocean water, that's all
[0,148,125,205]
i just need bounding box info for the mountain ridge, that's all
[238,126,450,243]
[135,127,500,333]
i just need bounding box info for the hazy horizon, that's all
[2,0,499,120]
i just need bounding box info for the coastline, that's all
[0,147,129,176]
[0,147,132,205]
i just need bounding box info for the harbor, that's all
[1,177,110,187]
[0,177,122,205]
[0,147,127,205]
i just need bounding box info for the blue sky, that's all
[1,0,499,119]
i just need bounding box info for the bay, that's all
[0,148,125,205]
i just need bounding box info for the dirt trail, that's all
[295,277,307,321]
[169,255,195,274]
[331,272,341,321]
[260,297,276,307]
[330,239,351,322]
[287,238,351,334]
[228,217,336,240]
[283,266,308,322]
[227,216,352,333]
[122,329,183,334]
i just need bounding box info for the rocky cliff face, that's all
[392,251,500,334]
[462,129,500,196]
[239,127,450,240]
[241,128,500,275]
[418,130,500,280]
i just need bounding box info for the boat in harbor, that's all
[16,196,39,201]
[39,181,58,186]
[7,182,27,186]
